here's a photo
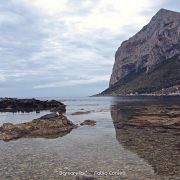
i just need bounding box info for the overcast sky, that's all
[0,0,179,97]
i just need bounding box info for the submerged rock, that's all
[0,98,66,113]
[80,120,96,126]
[111,105,180,129]
[0,113,77,141]
[71,111,92,115]
[111,100,180,178]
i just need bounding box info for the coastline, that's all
[93,93,180,97]
[0,96,180,179]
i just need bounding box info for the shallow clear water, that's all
[0,111,50,126]
[0,96,179,180]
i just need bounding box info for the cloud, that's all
[33,75,109,89]
[0,0,178,97]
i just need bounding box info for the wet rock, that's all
[71,111,92,115]
[1,123,17,131]
[0,114,77,141]
[40,112,60,119]
[80,120,96,126]
[0,131,22,141]
[111,103,180,129]
[0,98,66,113]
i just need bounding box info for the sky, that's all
[0,0,179,97]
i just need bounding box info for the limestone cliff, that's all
[101,9,180,95]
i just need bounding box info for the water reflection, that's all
[111,96,180,178]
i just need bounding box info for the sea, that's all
[0,96,179,180]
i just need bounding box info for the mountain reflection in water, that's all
[111,96,180,178]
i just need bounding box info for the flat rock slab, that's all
[111,105,180,129]
[0,113,77,141]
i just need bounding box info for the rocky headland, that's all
[99,9,180,96]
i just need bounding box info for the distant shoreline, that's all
[92,93,180,97]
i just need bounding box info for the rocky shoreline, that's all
[0,98,98,141]
[1,97,179,141]
[0,98,66,113]
[94,93,180,97]
[0,98,70,141]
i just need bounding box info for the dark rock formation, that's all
[0,98,66,113]
[0,113,77,141]
[100,9,180,95]
[80,120,96,126]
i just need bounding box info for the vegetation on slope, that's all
[101,55,180,95]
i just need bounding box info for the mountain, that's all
[99,9,180,96]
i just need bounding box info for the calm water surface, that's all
[0,96,179,180]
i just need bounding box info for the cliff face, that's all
[103,9,180,95]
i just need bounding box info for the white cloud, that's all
[33,75,110,89]
[25,0,155,35]
[1,0,176,96]
[22,0,68,14]
[0,74,7,82]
